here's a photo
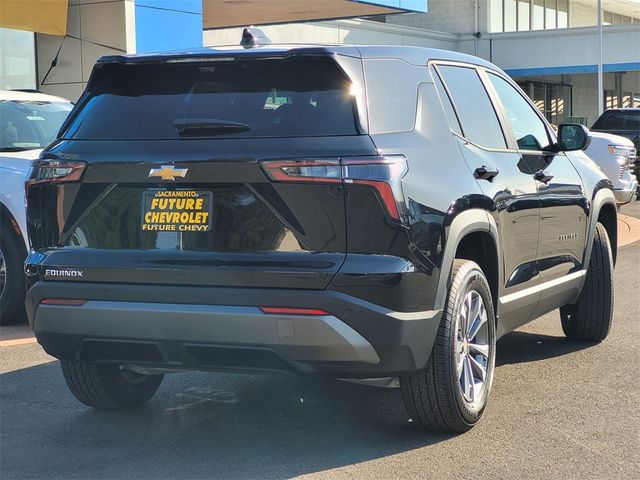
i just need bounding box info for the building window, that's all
[0,28,36,90]
[518,0,530,31]
[545,0,557,29]
[505,0,517,32]
[557,0,568,28]
[491,1,639,32]
[532,0,545,30]
[491,0,504,33]
[520,81,572,126]
[603,10,639,25]
[607,91,640,109]
[490,0,571,32]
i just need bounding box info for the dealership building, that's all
[1,0,639,126]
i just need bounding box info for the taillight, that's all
[342,156,408,221]
[27,160,86,188]
[261,156,408,222]
[261,159,341,183]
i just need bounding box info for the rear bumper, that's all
[26,282,441,377]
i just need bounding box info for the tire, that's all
[0,216,27,325]
[61,361,164,410]
[400,260,496,432]
[560,222,614,342]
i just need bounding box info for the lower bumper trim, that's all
[27,281,443,377]
[35,300,380,365]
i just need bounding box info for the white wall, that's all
[385,0,488,34]
[36,0,136,102]
[461,24,640,70]
[570,1,597,27]
[203,18,459,51]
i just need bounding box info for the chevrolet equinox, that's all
[25,41,617,432]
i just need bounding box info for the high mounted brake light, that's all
[261,156,408,222]
[27,160,86,187]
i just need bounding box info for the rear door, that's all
[27,54,376,290]
[483,70,589,318]
[434,64,541,333]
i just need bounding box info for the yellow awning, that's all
[0,0,68,36]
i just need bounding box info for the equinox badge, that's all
[149,165,188,181]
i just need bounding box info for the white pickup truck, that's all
[0,90,73,324]
[585,131,637,205]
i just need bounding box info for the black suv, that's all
[25,43,617,432]
[591,108,640,180]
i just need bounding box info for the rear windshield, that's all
[63,56,360,140]
[592,111,640,130]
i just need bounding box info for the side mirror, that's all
[557,123,591,151]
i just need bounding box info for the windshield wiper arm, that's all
[0,146,35,152]
[174,118,250,136]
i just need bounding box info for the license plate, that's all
[141,190,212,232]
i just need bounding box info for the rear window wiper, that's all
[174,118,250,137]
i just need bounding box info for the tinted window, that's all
[488,73,551,150]
[1,100,72,151]
[64,56,359,140]
[364,59,423,133]
[432,69,463,136]
[438,65,506,149]
[596,112,640,130]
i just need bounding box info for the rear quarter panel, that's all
[360,67,486,312]
[0,152,37,249]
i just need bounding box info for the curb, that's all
[617,214,640,247]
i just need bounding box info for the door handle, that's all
[474,166,499,182]
[533,170,554,184]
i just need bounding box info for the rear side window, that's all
[431,68,463,136]
[437,65,506,150]
[63,56,360,140]
[363,59,424,134]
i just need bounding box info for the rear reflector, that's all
[40,299,87,306]
[260,307,329,316]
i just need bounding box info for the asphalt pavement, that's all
[1,205,639,479]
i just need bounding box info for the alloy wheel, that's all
[455,289,491,406]
[0,247,6,298]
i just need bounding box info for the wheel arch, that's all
[584,187,617,268]
[0,202,28,257]
[435,209,502,314]
[597,202,617,265]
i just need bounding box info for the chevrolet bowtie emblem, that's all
[148,165,188,181]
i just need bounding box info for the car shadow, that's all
[496,330,595,366]
[2,331,596,479]
[0,362,452,479]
